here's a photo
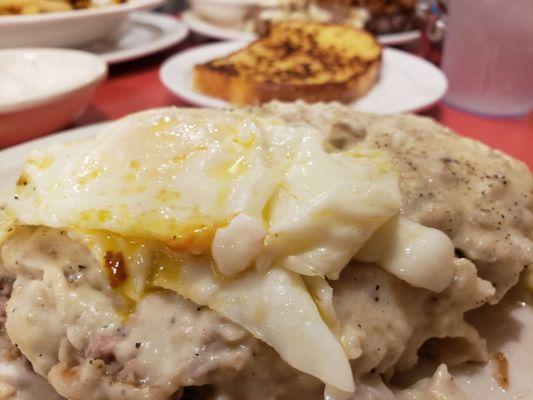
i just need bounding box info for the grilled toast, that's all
[194,21,382,105]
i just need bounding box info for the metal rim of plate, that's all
[83,12,189,64]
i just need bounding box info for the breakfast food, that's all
[0,103,532,400]
[358,0,417,34]
[189,0,417,36]
[194,21,382,105]
[0,0,124,15]
[317,0,417,34]
[246,1,370,35]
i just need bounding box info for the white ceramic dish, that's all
[182,10,421,45]
[452,288,533,400]
[159,41,447,114]
[378,30,421,46]
[0,121,531,400]
[0,0,164,49]
[80,12,189,64]
[183,10,255,41]
[0,49,107,148]
[189,0,278,27]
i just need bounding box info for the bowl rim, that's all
[0,0,163,25]
[0,48,108,114]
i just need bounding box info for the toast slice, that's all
[194,20,382,105]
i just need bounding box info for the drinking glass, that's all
[441,0,533,117]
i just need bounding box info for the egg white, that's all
[6,107,407,395]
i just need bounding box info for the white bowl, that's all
[0,48,107,147]
[0,0,164,48]
[189,0,277,26]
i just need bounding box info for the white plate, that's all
[378,30,421,46]
[80,12,188,64]
[0,121,531,400]
[183,10,255,41]
[452,289,533,400]
[160,41,447,114]
[0,0,164,49]
[0,124,104,182]
[182,11,421,45]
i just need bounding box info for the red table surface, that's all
[72,35,533,169]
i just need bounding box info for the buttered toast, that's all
[194,21,382,105]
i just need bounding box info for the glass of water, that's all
[441,0,533,117]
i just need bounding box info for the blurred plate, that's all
[182,10,254,41]
[0,124,105,203]
[0,0,164,49]
[379,30,421,46]
[160,40,447,114]
[182,10,421,45]
[81,12,189,64]
[0,123,103,165]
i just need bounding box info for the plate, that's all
[0,121,531,400]
[0,124,104,180]
[182,10,255,41]
[452,287,533,400]
[160,41,448,114]
[0,0,164,49]
[378,30,422,46]
[80,12,189,64]
[182,11,421,45]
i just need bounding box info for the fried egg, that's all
[10,108,401,279]
[355,216,456,292]
[5,107,450,397]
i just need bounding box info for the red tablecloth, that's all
[73,36,533,168]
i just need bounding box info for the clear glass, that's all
[441,0,533,117]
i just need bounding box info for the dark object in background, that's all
[318,0,418,34]
[160,0,186,13]
[71,0,125,7]
[416,0,447,65]
[357,0,417,34]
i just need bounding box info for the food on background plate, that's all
[0,102,532,400]
[189,0,417,36]
[361,0,417,34]
[0,0,124,15]
[0,49,106,108]
[247,0,370,35]
[194,21,382,105]
[317,0,418,34]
